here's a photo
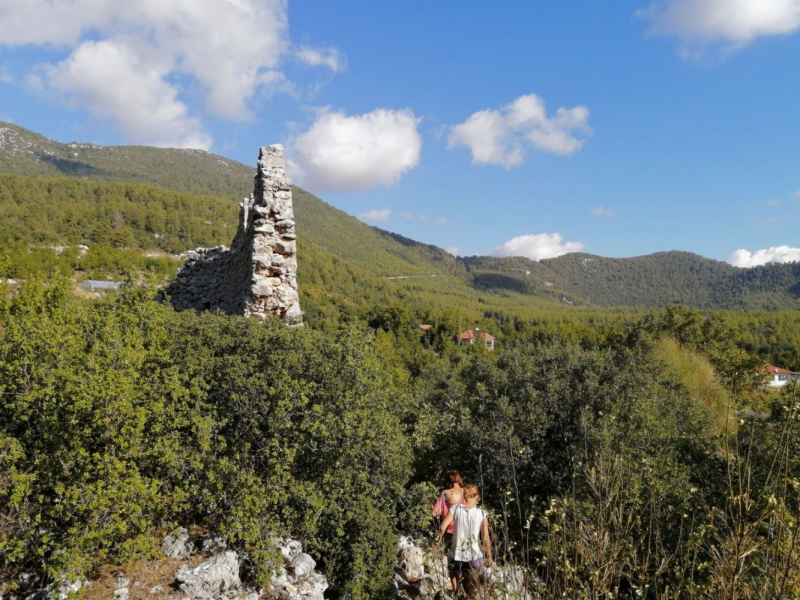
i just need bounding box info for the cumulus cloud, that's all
[448,93,590,168]
[47,40,211,149]
[358,209,392,223]
[727,245,800,267]
[492,233,585,261]
[0,0,344,147]
[639,0,800,56]
[296,46,347,72]
[592,206,614,216]
[288,108,422,192]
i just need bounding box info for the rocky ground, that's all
[393,537,535,600]
[3,533,535,600]
[3,531,327,600]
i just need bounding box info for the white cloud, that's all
[445,246,459,256]
[639,0,800,56]
[0,0,344,146]
[288,108,422,192]
[492,233,585,261]
[792,190,800,197]
[448,93,591,168]
[47,40,211,149]
[592,206,615,216]
[296,46,347,72]
[358,209,392,223]
[727,245,800,267]
[0,66,12,84]
[400,212,453,226]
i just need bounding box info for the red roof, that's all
[459,329,495,340]
[766,364,795,375]
[419,324,432,331]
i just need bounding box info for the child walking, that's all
[438,484,492,598]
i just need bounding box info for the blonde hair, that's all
[463,484,481,500]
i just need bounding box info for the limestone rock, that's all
[161,528,194,559]
[251,281,273,297]
[200,532,228,556]
[287,553,315,583]
[398,546,425,581]
[175,551,240,599]
[275,537,302,562]
[274,240,295,255]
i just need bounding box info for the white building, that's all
[765,365,797,388]
[459,329,495,351]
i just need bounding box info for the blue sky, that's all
[1,0,799,265]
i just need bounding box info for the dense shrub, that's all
[2,277,800,599]
[0,279,410,598]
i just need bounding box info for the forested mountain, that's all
[545,251,800,310]
[464,252,800,311]
[1,120,799,311]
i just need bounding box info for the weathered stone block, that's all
[255,223,275,234]
[275,240,296,255]
[251,281,273,297]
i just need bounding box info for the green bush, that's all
[0,279,411,598]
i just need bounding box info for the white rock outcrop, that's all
[269,538,328,600]
[175,551,240,599]
[161,527,195,559]
[392,538,535,600]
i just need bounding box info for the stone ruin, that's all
[167,145,302,325]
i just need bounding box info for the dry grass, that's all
[83,556,206,600]
[653,337,737,436]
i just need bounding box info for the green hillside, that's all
[543,251,800,310]
[0,121,253,198]
[1,120,799,313]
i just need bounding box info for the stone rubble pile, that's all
[392,537,535,600]
[167,145,302,325]
[267,537,328,600]
[3,529,328,600]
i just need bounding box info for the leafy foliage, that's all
[0,280,410,598]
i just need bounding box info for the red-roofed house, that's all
[765,365,797,388]
[459,328,495,351]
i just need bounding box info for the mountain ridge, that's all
[1,120,798,311]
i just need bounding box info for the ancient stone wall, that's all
[167,145,302,325]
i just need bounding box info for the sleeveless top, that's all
[449,505,486,561]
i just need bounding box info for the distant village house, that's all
[765,365,797,388]
[459,328,495,351]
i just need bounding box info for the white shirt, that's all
[449,505,486,561]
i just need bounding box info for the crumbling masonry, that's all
[167,145,302,325]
